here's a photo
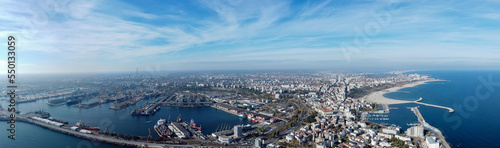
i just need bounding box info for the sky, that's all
[0,0,499,74]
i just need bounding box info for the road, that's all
[264,99,310,145]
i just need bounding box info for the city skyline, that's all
[1,0,500,74]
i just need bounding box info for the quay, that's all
[211,103,242,116]
[410,107,451,148]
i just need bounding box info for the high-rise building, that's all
[406,125,424,138]
[234,125,242,138]
[255,137,264,148]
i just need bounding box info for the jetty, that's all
[410,107,451,148]
[414,97,454,113]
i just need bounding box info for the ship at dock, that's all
[237,114,246,118]
[190,119,202,130]
[47,98,67,106]
[154,119,173,138]
[66,98,80,105]
[76,120,100,130]
[131,102,161,116]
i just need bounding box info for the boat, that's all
[75,120,100,130]
[237,114,246,118]
[190,119,202,130]
[35,110,51,118]
[48,117,69,124]
[47,98,67,106]
[154,119,173,138]
[66,99,80,105]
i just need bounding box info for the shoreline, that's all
[362,79,443,105]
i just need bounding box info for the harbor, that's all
[0,110,190,148]
[1,96,254,147]
[0,108,241,147]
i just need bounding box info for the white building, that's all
[426,136,440,148]
[255,138,264,148]
[406,125,424,138]
[382,125,400,135]
[219,135,233,144]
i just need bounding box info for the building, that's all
[377,132,393,139]
[426,136,440,148]
[316,141,328,148]
[318,108,333,116]
[406,125,424,138]
[382,125,400,135]
[234,125,242,138]
[395,135,411,142]
[255,137,265,148]
[218,135,233,144]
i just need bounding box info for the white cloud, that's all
[1,0,499,73]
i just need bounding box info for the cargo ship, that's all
[66,99,80,105]
[48,117,69,124]
[131,103,161,116]
[75,121,100,130]
[154,119,173,138]
[190,119,202,130]
[47,98,67,106]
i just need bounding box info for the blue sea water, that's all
[0,97,251,148]
[371,71,500,147]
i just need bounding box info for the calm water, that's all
[371,71,500,147]
[1,97,251,148]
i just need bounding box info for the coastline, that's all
[362,79,442,105]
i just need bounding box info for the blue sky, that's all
[1,0,499,73]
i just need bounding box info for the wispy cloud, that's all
[0,0,499,73]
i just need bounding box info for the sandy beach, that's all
[362,79,442,105]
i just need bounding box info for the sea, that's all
[1,70,499,147]
[0,98,251,148]
[370,70,500,147]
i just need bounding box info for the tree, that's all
[291,139,299,147]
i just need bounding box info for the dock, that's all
[410,107,451,148]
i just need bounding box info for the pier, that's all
[414,97,454,113]
[17,91,75,104]
[410,107,451,148]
